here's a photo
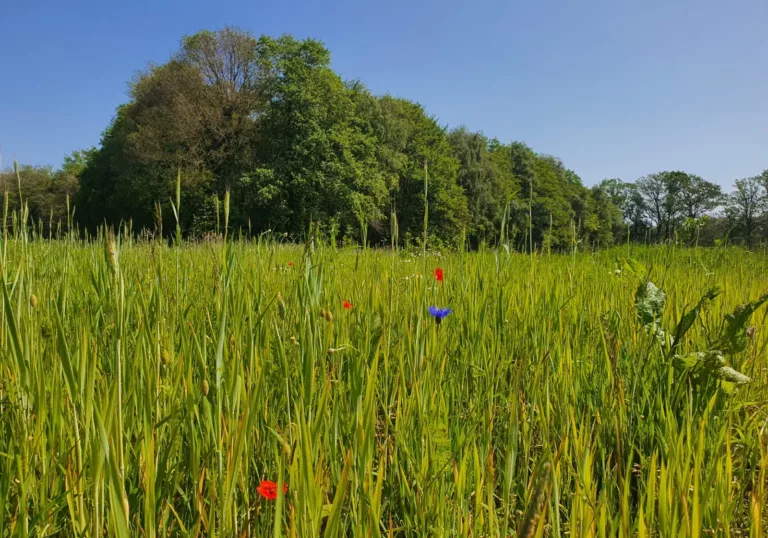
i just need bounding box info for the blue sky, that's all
[1,0,766,188]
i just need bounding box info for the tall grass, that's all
[0,226,767,536]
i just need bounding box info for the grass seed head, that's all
[106,233,117,276]
[30,294,37,308]
[202,379,210,396]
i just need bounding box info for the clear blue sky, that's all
[1,0,766,188]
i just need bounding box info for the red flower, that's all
[257,480,288,500]
[343,300,353,309]
[288,262,294,267]
[434,268,444,282]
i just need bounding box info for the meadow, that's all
[0,231,767,537]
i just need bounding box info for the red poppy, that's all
[434,268,444,282]
[257,479,288,500]
[343,300,353,309]
[288,262,294,267]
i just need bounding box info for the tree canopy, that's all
[5,27,766,249]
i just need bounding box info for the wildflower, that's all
[428,306,452,325]
[434,268,444,282]
[257,479,288,500]
[288,262,294,267]
[343,300,353,309]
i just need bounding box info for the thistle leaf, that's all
[717,293,768,354]
[715,366,751,385]
[670,287,721,354]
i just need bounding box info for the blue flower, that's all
[428,306,452,324]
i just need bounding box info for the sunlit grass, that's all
[0,231,767,536]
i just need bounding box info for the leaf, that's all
[672,350,751,387]
[621,257,647,277]
[323,449,352,538]
[700,350,726,372]
[635,280,666,338]
[715,366,751,385]
[717,293,768,354]
[672,353,700,370]
[670,287,721,354]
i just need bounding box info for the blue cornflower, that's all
[428,306,452,324]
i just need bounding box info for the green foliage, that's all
[716,292,768,354]
[672,351,751,385]
[670,286,721,353]
[63,26,630,249]
[1,238,767,536]
[32,25,761,250]
[447,128,518,246]
[633,278,765,391]
[247,36,387,237]
[0,158,84,236]
[370,96,469,246]
[725,176,766,247]
[615,171,732,244]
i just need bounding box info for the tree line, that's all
[2,27,767,249]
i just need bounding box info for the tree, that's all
[77,27,265,233]
[0,158,84,236]
[242,36,388,240]
[679,174,722,219]
[586,185,624,247]
[636,172,677,240]
[599,178,628,208]
[447,128,518,246]
[726,177,765,247]
[369,96,468,247]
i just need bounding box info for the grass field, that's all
[1,234,767,537]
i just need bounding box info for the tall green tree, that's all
[241,36,388,239]
[588,183,626,246]
[78,27,265,232]
[369,96,468,247]
[447,128,518,246]
[0,155,86,235]
[726,176,765,247]
[679,174,722,219]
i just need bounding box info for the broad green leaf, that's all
[717,293,768,354]
[672,353,700,370]
[670,287,720,354]
[621,257,647,277]
[324,449,352,538]
[700,350,726,372]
